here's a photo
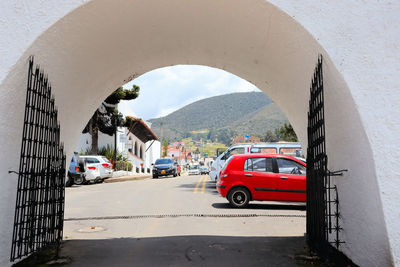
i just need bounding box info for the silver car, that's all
[80,155,113,183]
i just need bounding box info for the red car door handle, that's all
[280,176,288,179]
[245,174,253,177]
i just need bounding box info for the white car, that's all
[188,164,201,175]
[80,155,113,183]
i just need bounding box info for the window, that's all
[222,156,234,170]
[190,165,200,170]
[102,157,110,163]
[85,157,100,164]
[134,141,138,156]
[244,157,273,172]
[259,148,277,154]
[279,148,303,157]
[155,158,173,165]
[222,147,244,160]
[276,158,306,175]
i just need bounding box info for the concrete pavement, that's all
[62,174,307,266]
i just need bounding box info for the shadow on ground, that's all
[177,181,219,194]
[212,202,306,211]
[60,235,305,267]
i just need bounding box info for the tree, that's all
[216,129,236,146]
[263,130,279,142]
[278,123,298,142]
[83,85,140,154]
[162,140,168,157]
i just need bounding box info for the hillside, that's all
[148,92,288,143]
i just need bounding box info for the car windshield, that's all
[155,158,172,164]
[190,165,199,169]
[102,157,110,163]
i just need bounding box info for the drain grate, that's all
[65,213,306,221]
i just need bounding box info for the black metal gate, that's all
[306,56,328,251]
[10,57,66,262]
[306,56,345,256]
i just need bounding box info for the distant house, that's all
[231,135,261,144]
[75,116,160,173]
[165,145,192,165]
[125,117,159,173]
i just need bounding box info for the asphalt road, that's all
[61,174,307,266]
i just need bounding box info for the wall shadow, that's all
[60,235,305,266]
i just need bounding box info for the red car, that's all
[216,154,306,208]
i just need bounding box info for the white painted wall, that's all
[74,132,115,153]
[0,0,398,266]
[146,140,161,169]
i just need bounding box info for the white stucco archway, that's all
[0,1,399,266]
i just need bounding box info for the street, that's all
[61,174,307,266]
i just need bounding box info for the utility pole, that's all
[113,114,123,170]
[113,115,117,169]
[160,120,163,157]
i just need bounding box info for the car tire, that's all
[228,187,250,208]
[74,175,86,185]
[66,174,73,187]
[153,175,158,179]
[78,158,86,172]
[173,171,177,177]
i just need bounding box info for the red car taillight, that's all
[88,166,96,170]
[102,163,110,168]
[75,166,80,172]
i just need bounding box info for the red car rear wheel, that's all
[228,187,250,208]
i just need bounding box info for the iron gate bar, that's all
[306,55,328,251]
[10,57,66,262]
[306,56,345,257]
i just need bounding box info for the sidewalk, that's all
[104,171,152,183]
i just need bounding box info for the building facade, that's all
[75,117,159,173]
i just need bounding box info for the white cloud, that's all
[119,65,261,120]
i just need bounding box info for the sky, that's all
[118,65,260,121]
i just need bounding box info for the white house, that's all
[75,117,159,173]
[125,117,160,173]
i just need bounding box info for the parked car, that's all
[200,167,209,175]
[79,155,113,183]
[216,153,306,208]
[188,164,201,175]
[67,152,86,186]
[152,158,178,178]
[209,142,303,182]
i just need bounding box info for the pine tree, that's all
[83,85,140,154]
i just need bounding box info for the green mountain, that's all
[148,92,288,143]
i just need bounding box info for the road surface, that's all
[61,174,306,266]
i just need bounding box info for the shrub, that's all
[114,160,133,171]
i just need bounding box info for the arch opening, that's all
[0,0,392,266]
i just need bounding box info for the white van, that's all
[209,142,304,181]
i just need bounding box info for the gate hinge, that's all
[327,169,348,176]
